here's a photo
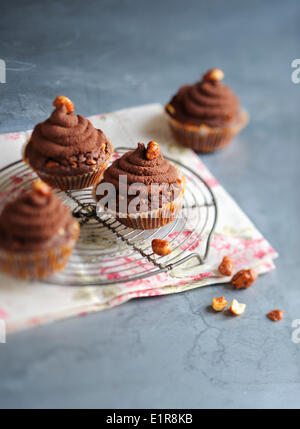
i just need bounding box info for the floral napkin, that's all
[0,104,277,333]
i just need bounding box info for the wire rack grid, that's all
[0,147,218,286]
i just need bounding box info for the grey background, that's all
[0,0,299,409]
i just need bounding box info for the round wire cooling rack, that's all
[0,147,218,286]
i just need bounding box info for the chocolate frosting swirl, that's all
[97,143,182,211]
[0,187,74,251]
[167,74,240,127]
[104,143,179,188]
[26,104,112,175]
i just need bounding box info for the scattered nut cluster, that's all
[211,296,245,315]
[212,256,283,321]
[46,152,99,169]
[146,141,160,161]
[53,95,75,113]
[152,239,172,256]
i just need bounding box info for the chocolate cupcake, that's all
[93,142,185,230]
[0,180,79,279]
[165,69,249,153]
[24,96,113,190]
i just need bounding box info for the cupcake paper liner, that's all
[33,163,109,191]
[93,175,186,230]
[0,220,79,280]
[166,110,249,153]
[116,195,183,229]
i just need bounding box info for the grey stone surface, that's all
[0,0,299,409]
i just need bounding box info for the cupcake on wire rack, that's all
[0,180,79,280]
[24,96,113,190]
[93,141,185,230]
[165,69,249,153]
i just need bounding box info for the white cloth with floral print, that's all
[0,104,277,333]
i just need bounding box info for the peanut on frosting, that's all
[53,95,75,113]
[203,68,224,82]
[146,141,160,161]
[32,180,51,196]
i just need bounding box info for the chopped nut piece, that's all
[218,256,234,276]
[231,269,258,289]
[70,162,77,169]
[152,239,172,256]
[86,158,97,165]
[212,296,228,311]
[146,141,160,160]
[166,103,176,115]
[198,124,209,135]
[230,299,246,315]
[267,310,284,322]
[32,180,51,196]
[72,222,80,233]
[46,160,59,168]
[203,68,224,82]
[58,228,65,236]
[53,95,75,113]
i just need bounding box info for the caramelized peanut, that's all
[267,310,284,322]
[203,68,224,82]
[212,296,228,312]
[231,269,258,289]
[152,239,172,256]
[53,95,75,113]
[32,180,51,196]
[218,256,234,276]
[230,299,246,316]
[146,141,160,161]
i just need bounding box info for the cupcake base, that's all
[33,163,108,191]
[167,110,249,153]
[0,220,79,280]
[93,176,186,230]
[116,197,183,230]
